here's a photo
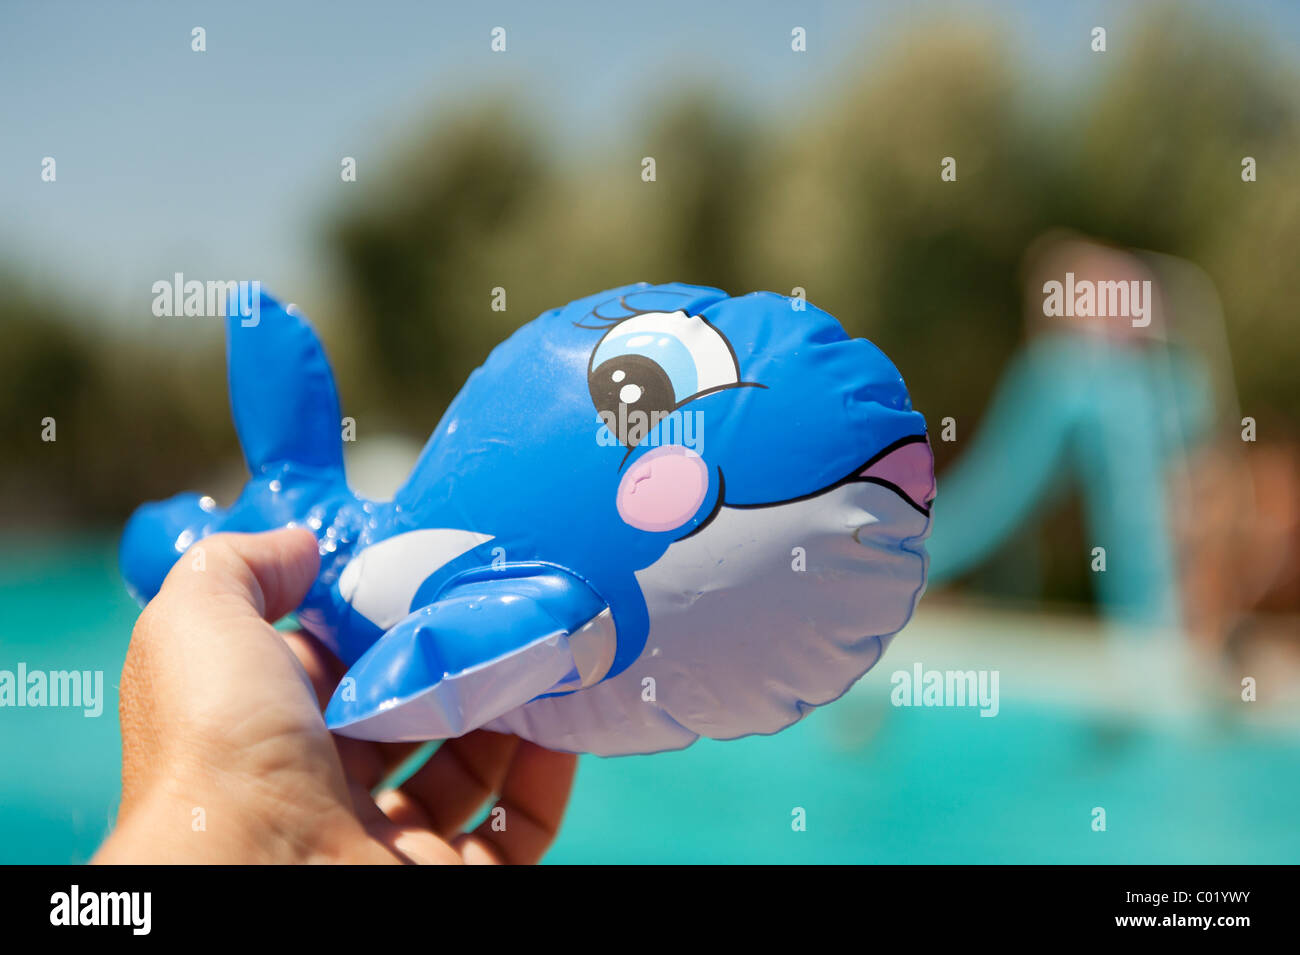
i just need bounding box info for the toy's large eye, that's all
[588,311,739,445]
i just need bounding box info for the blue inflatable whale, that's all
[121,282,934,756]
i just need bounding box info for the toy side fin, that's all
[227,289,344,476]
[324,568,610,742]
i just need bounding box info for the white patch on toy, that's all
[339,528,494,630]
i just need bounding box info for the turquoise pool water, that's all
[3,536,1298,864]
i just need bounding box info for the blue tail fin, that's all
[226,287,345,477]
[120,288,347,606]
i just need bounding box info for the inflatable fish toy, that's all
[121,282,934,756]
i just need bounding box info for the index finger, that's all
[453,742,578,865]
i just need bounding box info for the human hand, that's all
[94,527,577,865]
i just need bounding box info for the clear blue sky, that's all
[2,0,1297,326]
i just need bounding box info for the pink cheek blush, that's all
[616,444,710,533]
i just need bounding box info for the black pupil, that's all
[589,355,677,446]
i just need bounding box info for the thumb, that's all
[116,526,352,851]
[154,527,320,623]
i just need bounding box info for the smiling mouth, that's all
[852,434,935,516]
[678,433,935,543]
[732,433,934,517]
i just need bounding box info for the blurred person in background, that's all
[926,233,1212,633]
[927,231,1300,699]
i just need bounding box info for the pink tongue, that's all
[860,438,935,509]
